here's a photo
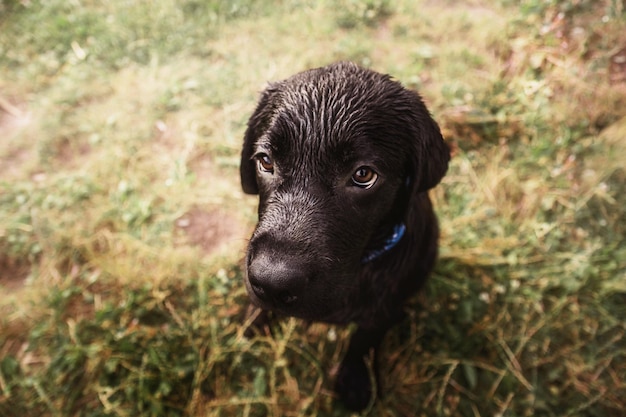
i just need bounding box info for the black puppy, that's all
[240,62,449,411]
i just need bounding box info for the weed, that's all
[333,0,393,28]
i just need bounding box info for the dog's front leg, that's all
[334,324,389,412]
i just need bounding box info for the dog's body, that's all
[240,62,449,411]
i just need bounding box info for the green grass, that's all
[1,0,625,416]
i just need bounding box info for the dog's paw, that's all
[334,356,374,412]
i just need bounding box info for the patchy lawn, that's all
[1,0,625,416]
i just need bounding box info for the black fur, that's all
[240,62,449,411]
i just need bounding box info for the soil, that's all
[175,207,246,255]
[0,255,30,292]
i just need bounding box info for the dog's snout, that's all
[247,254,307,308]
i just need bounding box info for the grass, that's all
[1,0,625,415]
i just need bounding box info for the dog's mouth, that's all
[242,208,392,322]
[245,284,356,324]
[244,264,326,319]
[243,250,359,322]
[247,275,300,310]
[245,279,321,320]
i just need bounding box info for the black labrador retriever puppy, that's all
[240,62,449,411]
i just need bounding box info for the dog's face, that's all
[240,62,448,323]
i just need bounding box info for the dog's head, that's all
[240,62,449,322]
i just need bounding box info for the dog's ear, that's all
[408,98,450,193]
[240,86,280,195]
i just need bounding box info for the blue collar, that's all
[361,223,406,263]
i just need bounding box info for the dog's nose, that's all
[247,255,304,308]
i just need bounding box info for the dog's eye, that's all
[352,166,378,189]
[256,153,274,174]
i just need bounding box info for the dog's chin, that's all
[244,279,354,324]
[243,279,271,310]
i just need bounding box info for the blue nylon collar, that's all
[361,223,406,263]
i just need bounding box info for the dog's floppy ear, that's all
[414,116,450,192]
[240,86,280,195]
[407,97,450,193]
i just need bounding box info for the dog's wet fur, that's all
[240,62,449,411]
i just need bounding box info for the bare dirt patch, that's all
[54,136,92,168]
[0,255,31,293]
[175,207,246,255]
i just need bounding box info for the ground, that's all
[1,1,625,416]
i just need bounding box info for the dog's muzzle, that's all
[246,251,308,310]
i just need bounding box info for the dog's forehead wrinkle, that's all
[274,75,386,147]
